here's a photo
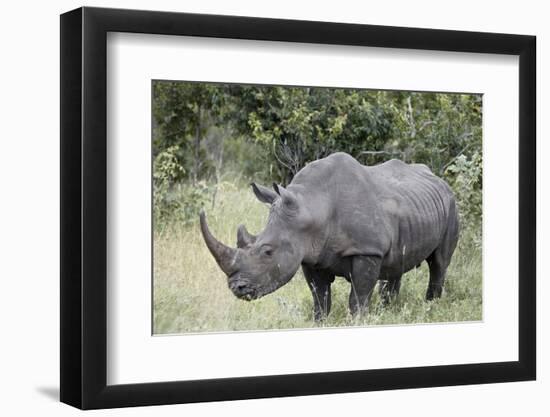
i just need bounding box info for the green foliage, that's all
[381,92,482,176]
[153,145,184,224]
[445,152,483,229]
[152,81,483,227]
[152,82,228,184]
[241,87,393,181]
[221,134,270,181]
[153,145,213,226]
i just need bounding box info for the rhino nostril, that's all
[229,279,247,291]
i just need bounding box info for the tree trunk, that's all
[211,141,224,210]
[193,106,202,186]
[406,95,416,139]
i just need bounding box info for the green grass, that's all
[153,184,482,334]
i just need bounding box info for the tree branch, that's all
[440,143,471,175]
[359,150,405,157]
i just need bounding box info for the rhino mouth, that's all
[228,274,258,301]
[232,288,258,301]
[228,273,286,301]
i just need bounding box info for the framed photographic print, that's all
[60,6,536,409]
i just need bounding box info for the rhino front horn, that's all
[199,210,239,276]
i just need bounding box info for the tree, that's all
[152,81,483,227]
[380,91,482,176]
[229,85,394,182]
[152,82,226,184]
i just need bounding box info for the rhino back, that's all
[289,153,457,273]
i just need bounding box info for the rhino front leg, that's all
[349,256,382,316]
[302,265,334,321]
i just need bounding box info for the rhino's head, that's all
[200,183,308,300]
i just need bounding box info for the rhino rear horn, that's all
[199,210,239,276]
[273,183,298,209]
[237,224,257,248]
[251,183,278,204]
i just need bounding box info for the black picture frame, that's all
[60,6,536,410]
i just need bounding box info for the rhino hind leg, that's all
[349,255,382,316]
[379,275,402,306]
[426,201,460,301]
[426,251,447,300]
[426,233,457,300]
[302,265,335,321]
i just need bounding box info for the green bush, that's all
[153,145,214,227]
[153,145,184,224]
[152,82,483,229]
[445,151,482,235]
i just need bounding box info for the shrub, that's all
[153,146,214,227]
[445,151,482,235]
[153,145,184,224]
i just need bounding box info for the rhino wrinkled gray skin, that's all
[200,152,459,320]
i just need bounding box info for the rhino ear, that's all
[273,183,298,209]
[237,224,257,248]
[251,183,278,204]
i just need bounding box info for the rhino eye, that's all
[261,245,273,257]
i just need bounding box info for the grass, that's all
[153,183,482,334]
